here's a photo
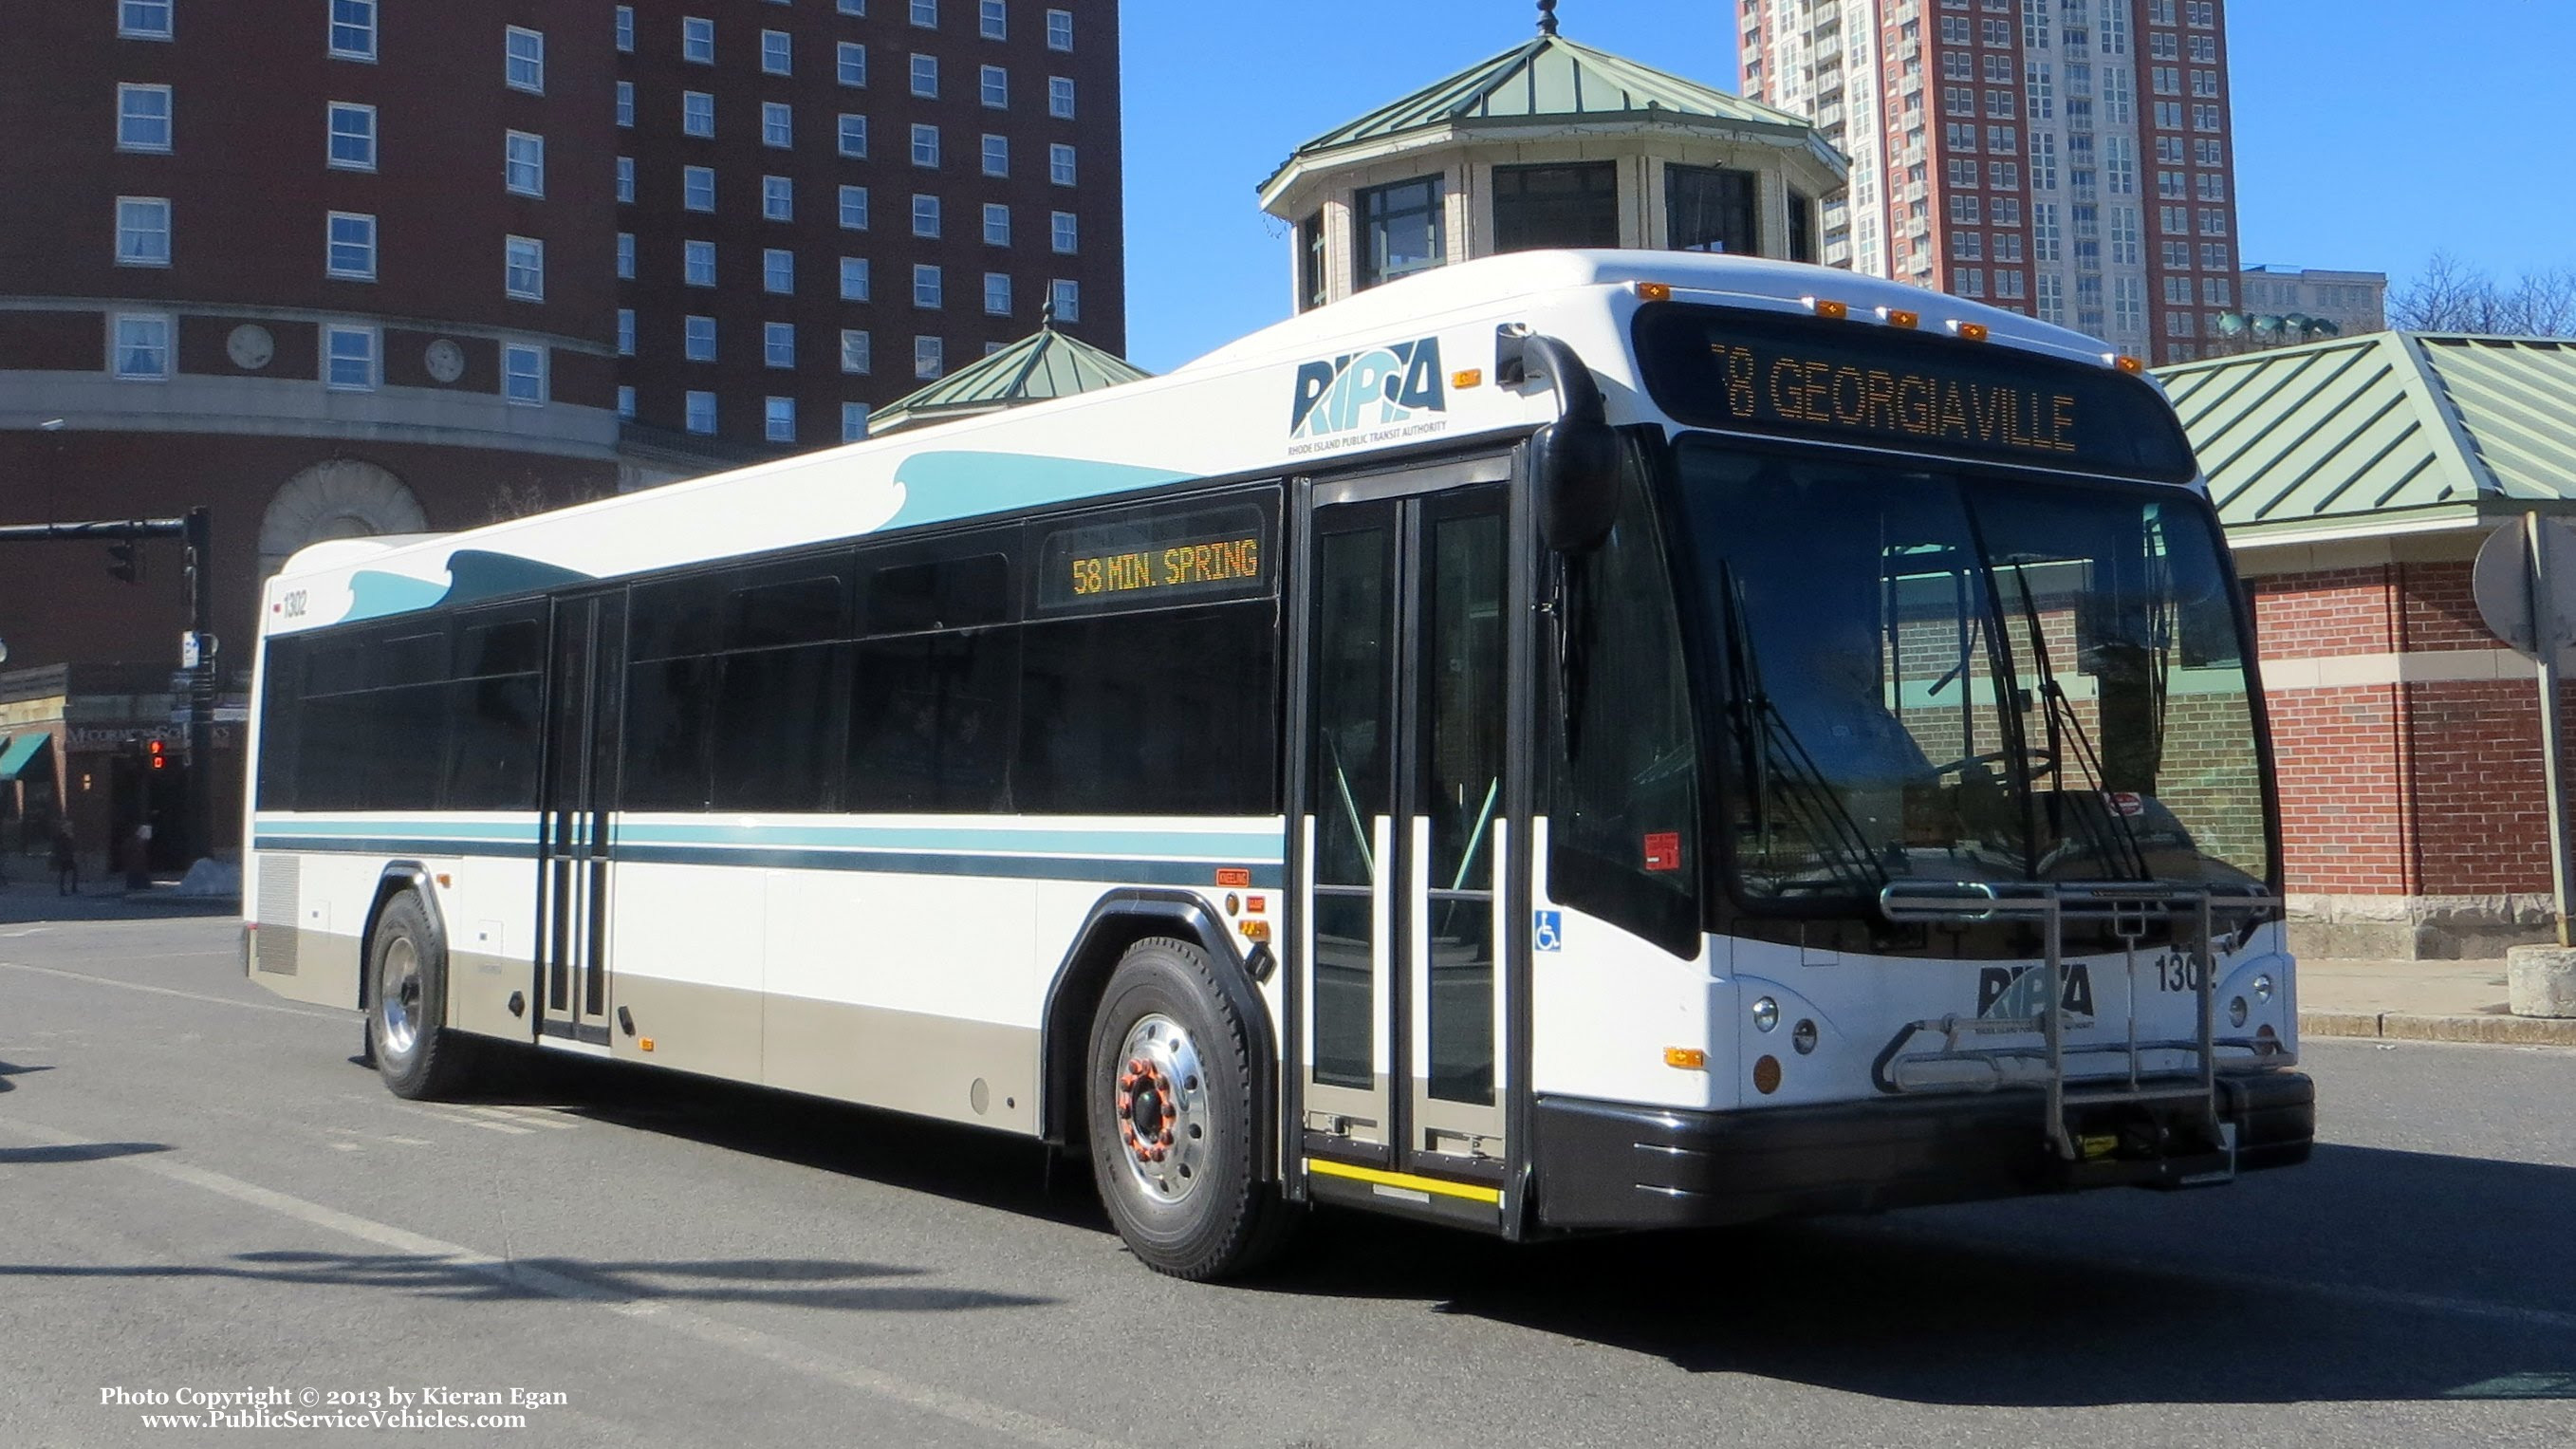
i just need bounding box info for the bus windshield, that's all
[1670,438,2271,905]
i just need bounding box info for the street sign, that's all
[2473,517,2576,658]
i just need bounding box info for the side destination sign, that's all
[1632,303,2197,480]
[1035,500,1273,612]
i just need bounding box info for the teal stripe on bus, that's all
[250,831,1285,887]
[257,817,1284,863]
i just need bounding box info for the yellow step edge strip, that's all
[1305,1157,1503,1205]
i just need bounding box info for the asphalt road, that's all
[4,908,2572,1448]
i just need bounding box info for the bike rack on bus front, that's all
[1871,880,2281,1164]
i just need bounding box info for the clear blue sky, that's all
[1115,1,2576,371]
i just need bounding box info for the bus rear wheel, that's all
[368,891,477,1101]
[1084,937,1294,1281]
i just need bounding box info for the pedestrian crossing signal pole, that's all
[183,507,215,868]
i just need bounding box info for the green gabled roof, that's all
[2159,333,2576,539]
[867,321,1151,437]
[1267,31,1818,187]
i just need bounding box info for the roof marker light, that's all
[1883,307,1920,329]
[1954,321,1990,343]
[1813,298,1850,321]
[2115,354,2146,374]
[1635,282,1673,302]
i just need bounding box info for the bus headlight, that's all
[2228,996,2249,1028]
[1751,996,1780,1032]
[2253,974,2274,1004]
[1791,1019,1818,1055]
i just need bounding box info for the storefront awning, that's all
[0,731,50,781]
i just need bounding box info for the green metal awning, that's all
[0,730,47,781]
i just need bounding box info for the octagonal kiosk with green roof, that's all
[864,311,1153,437]
[1259,6,1848,313]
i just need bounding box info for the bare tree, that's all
[2391,252,2576,337]
[480,471,608,526]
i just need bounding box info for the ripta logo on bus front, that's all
[1977,962,2096,1021]
[1288,337,1447,442]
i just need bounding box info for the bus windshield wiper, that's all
[1718,565,1887,898]
[2002,559,2151,882]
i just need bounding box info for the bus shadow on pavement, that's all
[0,1141,167,1164]
[1261,1142,2576,1407]
[0,1249,1052,1314]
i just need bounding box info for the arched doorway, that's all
[256,458,429,581]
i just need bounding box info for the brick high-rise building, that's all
[1739,0,2241,364]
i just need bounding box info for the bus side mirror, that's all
[1501,330,1621,554]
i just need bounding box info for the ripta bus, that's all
[241,250,2313,1279]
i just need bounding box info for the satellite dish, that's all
[2215,311,2247,336]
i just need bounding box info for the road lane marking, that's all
[0,1118,1117,1449]
[0,960,349,1022]
[465,1105,579,1131]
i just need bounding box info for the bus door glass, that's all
[1300,470,1517,1177]
[538,589,626,1046]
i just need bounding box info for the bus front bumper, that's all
[1529,1068,2314,1231]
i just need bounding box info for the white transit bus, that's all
[242,251,2312,1279]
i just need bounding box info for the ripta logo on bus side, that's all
[1977,962,2096,1020]
[1288,337,1447,439]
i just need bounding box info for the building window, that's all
[686,390,716,435]
[983,270,1010,315]
[505,132,545,197]
[1788,192,1814,264]
[684,165,714,212]
[120,1,175,40]
[1491,162,1617,252]
[841,329,871,373]
[615,6,635,53]
[981,65,1007,108]
[915,335,942,378]
[111,313,171,381]
[617,232,635,279]
[618,308,636,355]
[838,42,867,86]
[683,15,713,64]
[684,315,716,362]
[840,256,870,300]
[685,238,716,286]
[327,102,377,170]
[1666,164,1758,255]
[1298,210,1326,310]
[911,53,938,98]
[506,27,544,93]
[911,123,940,167]
[617,81,634,128]
[117,84,173,153]
[766,397,796,442]
[842,401,868,441]
[618,385,637,419]
[764,322,795,367]
[683,92,714,138]
[503,343,546,403]
[1048,278,1079,322]
[1048,142,1075,187]
[839,114,868,158]
[763,102,793,149]
[979,0,1007,39]
[1046,8,1071,50]
[764,247,794,293]
[505,235,544,300]
[911,0,937,27]
[982,202,1010,246]
[912,194,942,238]
[323,210,374,279]
[1356,175,1443,288]
[324,324,377,390]
[763,175,794,221]
[1047,75,1074,119]
[1049,210,1077,254]
[329,0,376,61]
[762,28,792,75]
[982,134,1009,176]
[839,185,870,230]
[914,263,942,307]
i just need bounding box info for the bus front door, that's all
[536,589,625,1048]
[1298,467,1521,1219]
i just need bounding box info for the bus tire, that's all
[1084,937,1295,1281]
[367,891,476,1101]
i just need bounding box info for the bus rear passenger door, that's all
[537,589,624,1048]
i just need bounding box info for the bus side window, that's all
[255,634,307,812]
[447,611,547,812]
[1548,461,1702,958]
[1015,601,1279,817]
[623,576,723,812]
[849,541,1020,813]
[712,569,856,813]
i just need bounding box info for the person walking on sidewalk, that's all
[49,823,78,897]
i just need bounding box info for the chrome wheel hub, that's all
[1114,1014,1209,1204]
[380,937,421,1057]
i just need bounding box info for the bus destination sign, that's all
[1066,531,1261,599]
[1632,304,2197,480]
[1035,502,1274,612]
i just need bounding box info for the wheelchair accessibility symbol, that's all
[1533,910,1563,952]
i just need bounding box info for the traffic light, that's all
[107,539,139,584]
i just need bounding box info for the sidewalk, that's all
[0,874,238,926]
[2299,957,2576,1047]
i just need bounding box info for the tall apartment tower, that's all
[1741,0,2242,363]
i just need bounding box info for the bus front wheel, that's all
[1084,937,1294,1280]
[367,891,476,1101]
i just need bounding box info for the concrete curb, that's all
[2300,1009,2576,1047]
